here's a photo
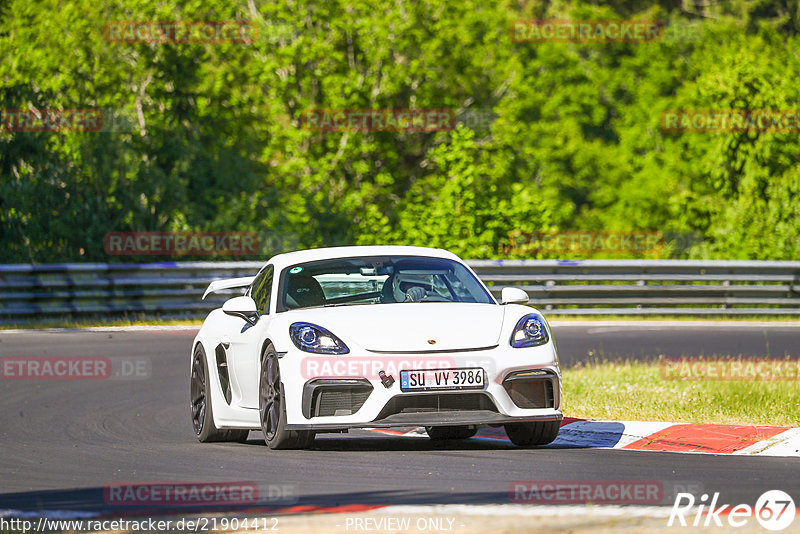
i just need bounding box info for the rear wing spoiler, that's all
[202,276,255,300]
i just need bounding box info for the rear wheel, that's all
[504,421,560,447]
[259,343,315,450]
[190,345,249,443]
[425,426,478,440]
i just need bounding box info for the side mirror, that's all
[222,296,258,325]
[500,287,529,305]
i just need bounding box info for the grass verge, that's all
[562,359,800,426]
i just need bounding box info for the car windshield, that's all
[279,256,494,311]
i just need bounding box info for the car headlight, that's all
[289,322,349,354]
[510,314,549,348]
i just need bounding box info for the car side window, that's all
[250,265,274,315]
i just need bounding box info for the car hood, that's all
[283,303,505,352]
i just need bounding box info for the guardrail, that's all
[1,260,799,321]
[470,259,800,315]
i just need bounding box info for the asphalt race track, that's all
[1,323,798,515]
[551,321,800,366]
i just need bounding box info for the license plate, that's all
[399,368,485,392]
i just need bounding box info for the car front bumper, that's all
[279,343,563,431]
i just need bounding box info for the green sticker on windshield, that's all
[290,266,303,274]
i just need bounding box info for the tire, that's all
[425,426,478,440]
[504,421,560,447]
[259,343,315,450]
[191,345,250,443]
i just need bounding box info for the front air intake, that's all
[502,370,557,409]
[302,379,373,418]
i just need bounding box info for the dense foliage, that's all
[1,0,798,262]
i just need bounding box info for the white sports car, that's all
[190,246,562,449]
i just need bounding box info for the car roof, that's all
[267,245,462,270]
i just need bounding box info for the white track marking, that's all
[732,427,800,456]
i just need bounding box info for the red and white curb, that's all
[369,418,800,457]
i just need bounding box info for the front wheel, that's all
[190,345,249,443]
[504,421,560,447]
[259,344,315,450]
[425,426,478,440]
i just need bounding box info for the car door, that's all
[226,264,274,409]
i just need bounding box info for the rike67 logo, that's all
[669,490,795,531]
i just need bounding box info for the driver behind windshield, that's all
[391,275,428,302]
[280,256,493,311]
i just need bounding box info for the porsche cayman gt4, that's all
[190,246,562,449]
